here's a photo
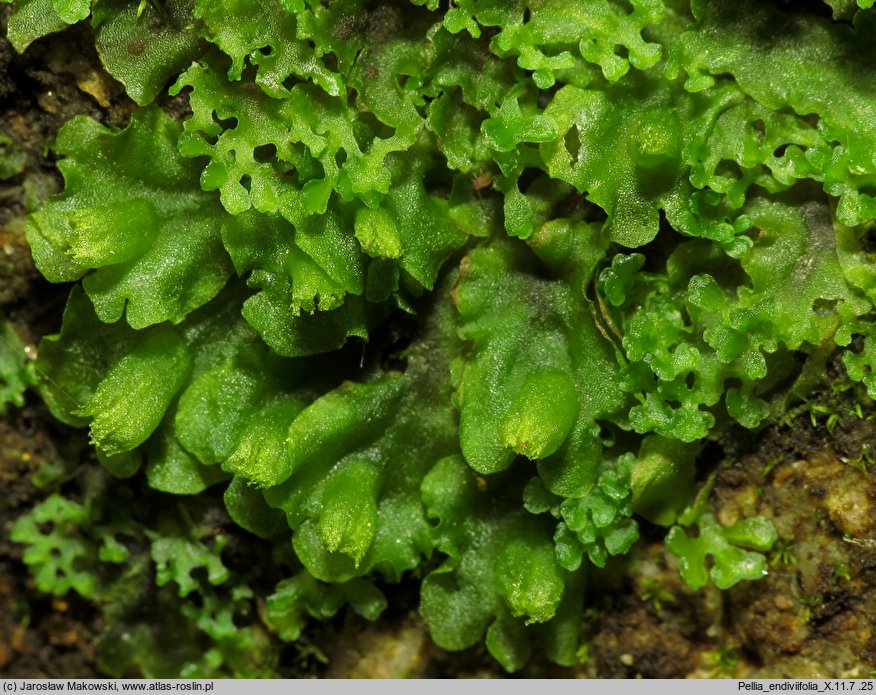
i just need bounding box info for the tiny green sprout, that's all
[703,644,738,678]
[799,595,824,624]
[294,641,330,668]
[761,456,784,479]
[136,0,161,18]
[844,445,874,475]
[832,563,851,583]
[808,404,840,435]
[640,577,675,612]
[769,539,797,568]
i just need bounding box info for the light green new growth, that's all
[0,318,35,414]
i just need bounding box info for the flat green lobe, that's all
[76,329,192,456]
[26,107,232,329]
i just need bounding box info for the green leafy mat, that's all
[5,0,876,674]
